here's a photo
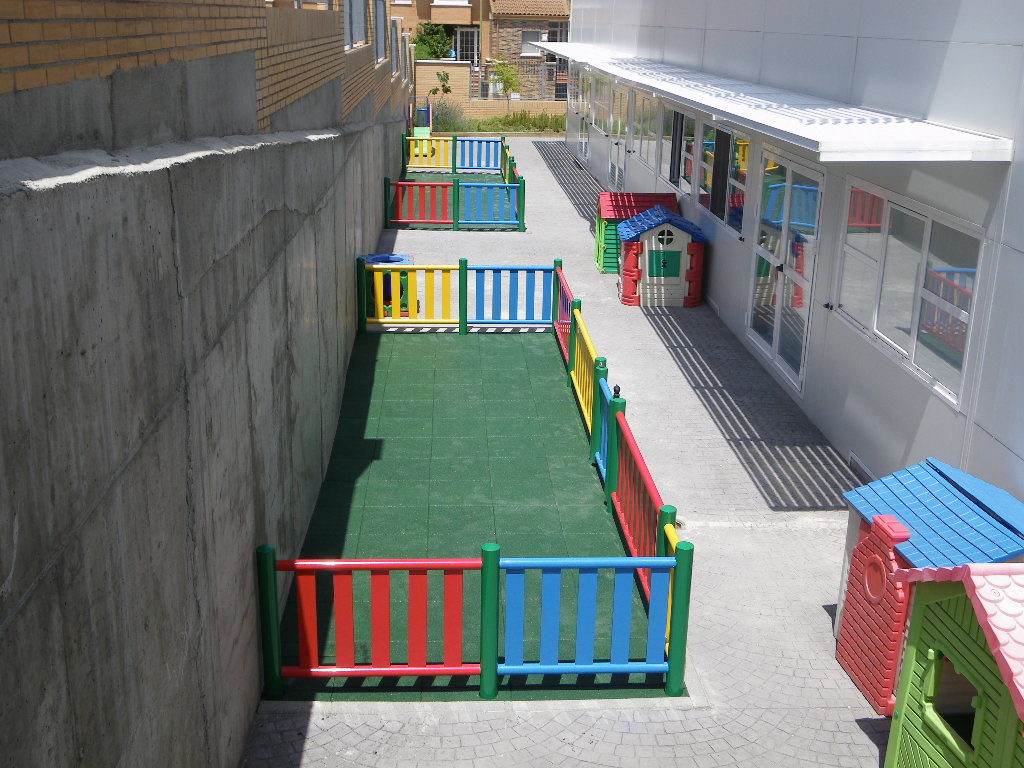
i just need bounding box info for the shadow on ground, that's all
[532,140,602,234]
[642,305,861,511]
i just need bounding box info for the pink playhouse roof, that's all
[896,563,1024,724]
[598,192,680,220]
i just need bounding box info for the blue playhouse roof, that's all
[844,458,1024,569]
[616,206,708,243]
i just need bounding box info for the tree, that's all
[412,23,452,60]
[489,61,522,106]
[428,71,452,97]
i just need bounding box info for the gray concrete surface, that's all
[242,138,890,767]
[0,51,259,160]
[0,116,404,767]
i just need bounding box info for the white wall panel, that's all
[706,0,766,32]
[859,0,1024,45]
[661,26,705,69]
[764,0,862,36]
[702,29,763,80]
[759,32,855,101]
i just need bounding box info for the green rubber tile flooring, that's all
[278,331,669,701]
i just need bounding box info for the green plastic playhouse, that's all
[885,563,1024,768]
[595,193,681,274]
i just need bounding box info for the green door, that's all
[648,250,682,278]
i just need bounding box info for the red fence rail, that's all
[610,412,665,599]
[389,181,454,224]
[277,557,482,678]
[554,266,574,361]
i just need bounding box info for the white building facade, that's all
[540,1,1024,498]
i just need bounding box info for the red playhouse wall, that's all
[835,514,912,716]
[684,242,706,308]
[599,192,680,221]
[620,241,642,306]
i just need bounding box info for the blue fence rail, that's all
[499,557,676,677]
[457,137,502,171]
[594,378,614,480]
[468,266,553,325]
[460,182,521,227]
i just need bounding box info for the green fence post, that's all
[566,298,582,387]
[451,134,458,173]
[458,257,468,335]
[452,175,460,232]
[588,357,608,461]
[605,395,626,508]
[255,545,284,699]
[383,176,391,228]
[656,505,678,558]
[665,540,694,697]
[551,259,562,329]
[517,177,526,231]
[480,542,500,699]
[401,132,407,166]
[356,257,367,334]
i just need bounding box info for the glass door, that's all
[454,27,479,68]
[608,88,628,191]
[749,152,823,383]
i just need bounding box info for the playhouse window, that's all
[655,229,675,246]
[926,654,981,752]
[836,180,983,399]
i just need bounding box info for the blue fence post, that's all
[589,358,608,461]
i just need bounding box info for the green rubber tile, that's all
[485,416,547,437]
[433,369,485,386]
[429,436,488,458]
[329,436,380,460]
[316,481,366,510]
[377,399,433,419]
[432,416,488,437]
[367,458,432,484]
[430,455,490,483]
[358,533,428,558]
[363,479,430,507]
[480,398,526,417]
[497,533,568,558]
[376,437,433,459]
[486,434,551,458]
[430,475,493,506]
[377,416,433,438]
[494,505,554,536]
[382,383,435,400]
[336,417,379,439]
[324,456,376,485]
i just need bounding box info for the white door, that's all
[608,89,628,191]
[748,152,823,384]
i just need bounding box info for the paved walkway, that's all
[243,138,890,767]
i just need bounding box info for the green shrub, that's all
[474,110,566,133]
[431,100,471,132]
[412,23,451,60]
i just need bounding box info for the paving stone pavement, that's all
[242,138,890,767]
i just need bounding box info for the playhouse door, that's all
[748,152,823,386]
[648,250,682,281]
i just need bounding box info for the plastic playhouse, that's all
[885,563,1024,767]
[408,99,431,137]
[616,206,708,308]
[834,458,1024,716]
[595,192,680,274]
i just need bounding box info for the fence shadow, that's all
[642,305,861,511]
[532,140,603,234]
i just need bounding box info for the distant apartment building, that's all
[538,1,1024,500]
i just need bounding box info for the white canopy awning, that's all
[535,42,1012,162]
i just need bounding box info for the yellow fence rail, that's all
[366,264,459,325]
[569,308,598,434]
[406,136,453,170]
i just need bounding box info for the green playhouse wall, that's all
[886,584,1023,768]
[595,217,622,274]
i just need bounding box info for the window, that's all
[390,19,400,72]
[629,94,656,167]
[923,651,981,757]
[590,74,610,134]
[547,21,568,42]
[374,0,387,59]
[837,182,982,395]
[659,108,696,195]
[698,124,735,223]
[726,132,748,234]
[346,0,367,47]
[521,30,542,57]
[656,229,675,246]
[454,27,479,67]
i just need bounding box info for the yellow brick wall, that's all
[1,0,412,131]
[0,0,267,95]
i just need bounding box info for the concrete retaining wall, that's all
[0,118,403,767]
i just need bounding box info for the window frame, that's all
[374,0,387,61]
[835,176,985,402]
[921,649,985,762]
[520,30,542,58]
[345,0,368,48]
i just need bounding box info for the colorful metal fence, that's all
[406,136,452,170]
[569,309,598,434]
[468,266,553,324]
[592,377,614,480]
[460,182,521,227]
[457,137,502,171]
[257,544,691,698]
[365,263,459,326]
[610,411,665,598]
[498,556,676,676]
[553,265,574,361]
[386,179,453,225]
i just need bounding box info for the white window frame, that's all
[834,176,986,403]
[520,30,542,58]
[658,102,697,198]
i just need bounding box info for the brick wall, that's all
[415,59,564,118]
[1,0,412,133]
[0,0,266,95]
[490,17,557,99]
